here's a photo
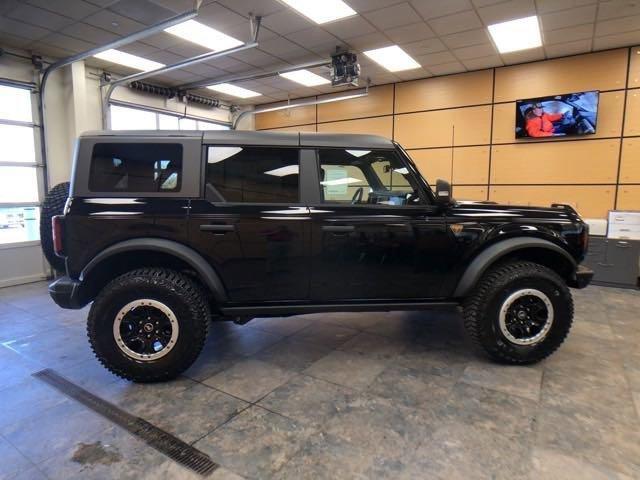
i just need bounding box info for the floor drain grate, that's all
[33,368,218,477]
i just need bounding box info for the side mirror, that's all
[435,179,452,205]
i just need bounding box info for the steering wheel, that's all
[351,187,363,205]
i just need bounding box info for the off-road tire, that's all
[462,261,573,364]
[87,268,210,382]
[40,182,70,273]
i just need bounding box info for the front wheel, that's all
[463,261,573,364]
[87,268,210,382]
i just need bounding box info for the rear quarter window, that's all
[89,143,183,193]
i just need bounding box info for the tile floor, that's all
[0,281,639,479]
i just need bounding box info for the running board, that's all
[220,301,459,316]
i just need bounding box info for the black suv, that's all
[45,130,592,382]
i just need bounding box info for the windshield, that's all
[393,142,433,201]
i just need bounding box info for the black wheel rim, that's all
[499,289,554,346]
[113,299,179,361]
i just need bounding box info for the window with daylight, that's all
[0,84,41,245]
[110,105,229,131]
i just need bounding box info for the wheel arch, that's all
[453,237,576,298]
[80,238,228,304]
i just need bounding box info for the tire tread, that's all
[462,261,573,364]
[87,268,209,382]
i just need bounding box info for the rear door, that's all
[188,145,311,303]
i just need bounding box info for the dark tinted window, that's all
[89,143,182,192]
[206,146,299,203]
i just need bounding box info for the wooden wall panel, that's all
[395,70,493,113]
[629,46,640,88]
[394,106,491,148]
[489,186,616,218]
[617,186,640,210]
[410,149,452,184]
[452,146,490,184]
[491,140,620,184]
[317,85,393,123]
[624,89,640,136]
[454,186,488,201]
[255,102,316,129]
[263,124,316,132]
[252,48,634,218]
[409,146,489,185]
[620,138,640,183]
[316,116,393,137]
[492,102,515,144]
[492,91,624,144]
[494,49,628,102]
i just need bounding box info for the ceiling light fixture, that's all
[165,20,243,51]
[363,45,420,72]
[279,69,330,86]
[207,83,261,98]
[93,49,165,72]
[280,0,356,24]
[487,15,542,54]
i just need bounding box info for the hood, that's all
[449,201,583,224]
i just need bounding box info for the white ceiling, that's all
[1,0,640,105]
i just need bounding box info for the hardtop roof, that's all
[80,130,395,149]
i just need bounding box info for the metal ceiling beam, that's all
[178,58,332,91]
[102,15,263,129]
[232,86,369,129]
[37,1,202,193]
[102,42,259,127]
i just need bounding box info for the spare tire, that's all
[40,182,70,273]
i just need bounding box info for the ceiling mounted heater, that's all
[331,51,360,87]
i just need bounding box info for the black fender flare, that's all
[453,237,576,298]
[80,238,228,303]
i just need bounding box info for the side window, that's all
[205,146,299,203]
[89,143,182,192]
[318,148,419,206]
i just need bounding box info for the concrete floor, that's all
[0,281,639,479]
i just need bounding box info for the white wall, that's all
[0,48,233,287]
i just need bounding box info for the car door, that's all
[308,147,454,301]
[188,144,310,303]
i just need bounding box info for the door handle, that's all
[200,224,235,233]
[322,225,355,233]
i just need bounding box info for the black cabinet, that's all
[583,236,639,289]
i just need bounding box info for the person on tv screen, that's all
[524,103,565,137]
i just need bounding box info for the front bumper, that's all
[49,276,87,309]
[567,264,594,289]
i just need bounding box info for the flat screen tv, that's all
[515,90,599,139]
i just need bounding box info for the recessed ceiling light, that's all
[279,69,330,86]
[93,49,164,72]
[488,16,542,54]
[207,83,261,99]
[165,20,243,51]
[363,45,420,72]
[280,0,356,24]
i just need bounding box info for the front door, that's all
[308,147,454,301]
[189,145,310,303]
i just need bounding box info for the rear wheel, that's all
[88,268,209,382]
[463,261,573,364]
[40,182,70,273]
